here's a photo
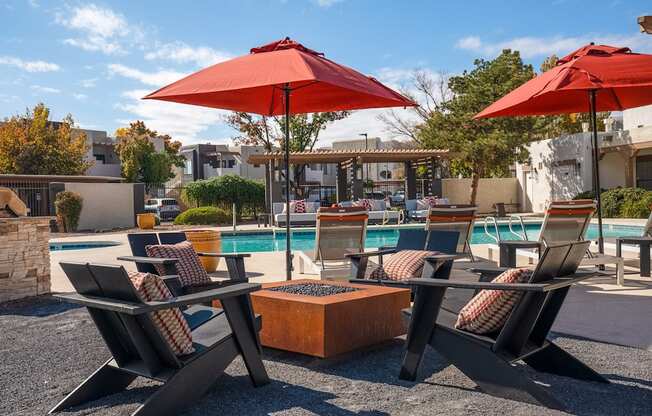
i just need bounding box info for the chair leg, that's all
[50,360,136,413]
[523,342,609,383]
[225,257,247,282]
[399,286,443,381]
[431,329,566,410]
[221,295,270,387]
[132,338,240,416]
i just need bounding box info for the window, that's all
[253,164,260,168]
[227,159,236,168]
[379,170,392,179]
[184,159,193,175]
[93,154,105,163]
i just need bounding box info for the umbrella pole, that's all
[589,90,604,254]
[284,84,292,280]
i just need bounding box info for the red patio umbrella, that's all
[475,44,652,253]
[145,37,416,280]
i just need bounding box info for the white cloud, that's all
[108,63,187,87]
[30,85,60,94]
[115,89,225,143]
[316,0,344,7]
[73,93,88,100]
[456,32,652,58]
[0,56,60,72]
[145,41,233,67]
[80,78,97,88]
[55,4,144,55]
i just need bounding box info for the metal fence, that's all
[0,181,51,216]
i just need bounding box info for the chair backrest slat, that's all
[425,205,477,255]
[315,207,368,261]
[60,262,135,366]
[127,233,160,274]
[539,200,596,245]
[87,264,182,372]
[158,232,187,245]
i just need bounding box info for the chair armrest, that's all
[117,256,179,266]
[407,271,596,293]
[196,252,251,258]
[467,266,509,274]
[424,254,458,263]
[55,283,262,315]
[345,248,396,259]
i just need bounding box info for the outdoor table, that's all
[498,240,542,267]
[257,213,272,228]
[616,236,652,277]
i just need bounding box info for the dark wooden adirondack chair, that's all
[400,241,609,410]
[121,232,250,296]
[51,262,269,416]
[347,229,460,280]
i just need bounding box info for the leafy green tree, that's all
[114,121,185,189]
[417,50,539,204]
[0,103,90,175]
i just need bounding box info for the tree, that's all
[417,50,539,204]
[114,121,185,189]
[0,103,90,175]
[225,111,350,198]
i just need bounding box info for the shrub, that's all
[600,187,651,218]
[573,190,596,200]
[174,206,230,225]
[54,191,83,232]
[621,193,652,218]
[182,174,265,219]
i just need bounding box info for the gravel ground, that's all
[1,296,651,416]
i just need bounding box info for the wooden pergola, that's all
[247,148,452,207]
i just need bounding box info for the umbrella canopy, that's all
[145,38,414,115]
[145,37,416,280]
[475,44,652,254]
[475,44,652,118]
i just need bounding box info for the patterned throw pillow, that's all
[455,268,533,334]
[128,271,194,356]
[145,241,211,287]
[369,250,439,281]
[416,199,430,210]
[424,196,439,207]
[292,199,306,213]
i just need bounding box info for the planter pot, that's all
[185,230,221,272]
[137,213,156,230]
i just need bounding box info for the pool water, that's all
[219,223,644,253]
[49,241,121,251]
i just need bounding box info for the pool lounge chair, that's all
[297,206,368,279]
[122,232,250,296]
[340,199,402,225]
[400,241,608,410]
[426,205,478,261]
[487,200,625,284]
[52,262,269,416]
[272,201,320,227]
[405,198,449,222]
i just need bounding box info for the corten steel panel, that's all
[249,279,410,358]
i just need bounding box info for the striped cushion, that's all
[369,250,439,281]
[455,268,532,334]
[353,199,373,211]
[128,271,194,356]
[293,200,306,213]
[145,241,211,287]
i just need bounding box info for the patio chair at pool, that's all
[339,199,402,225]
[486,200,625,284]
[425,205,478,261]
[121,232,250,296]
[405,197,450,222]
[400,241,608,410]
[297,206,368,279]
[272,201,320,227]
[51,262,269,416]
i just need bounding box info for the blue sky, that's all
[1,0,651,146]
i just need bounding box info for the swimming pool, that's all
[49,241,121,251]
[219,223,644,253]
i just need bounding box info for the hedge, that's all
[182,174,265,219]
[174,206,231,225]
[574,187,652,218]
[55,191,83,232]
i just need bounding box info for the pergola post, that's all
[270,160,282,204]
[430,158,442,197]
[405,161,417,200]
[336,162,348,203]
[352,159,364,200]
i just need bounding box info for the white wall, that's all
[624,105,652,130]
[442,177,519,214]
[64,183,135,231]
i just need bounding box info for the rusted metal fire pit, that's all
[247,279,410,358]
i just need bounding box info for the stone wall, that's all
[0,217,52,303]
